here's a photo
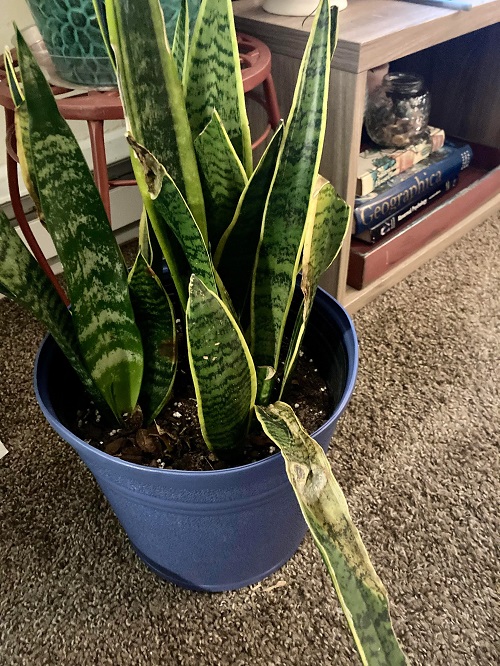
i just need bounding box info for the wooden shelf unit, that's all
[234,0,500,313]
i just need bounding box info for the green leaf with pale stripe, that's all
[105,0,207,239]
[128,251,177,424]
[214,123,284,321]
[91,0,116,75]
[301,179,350,306]
[4,49,23,106]
[136,206,164,280]
[0,210,109,415]
[172,0,189,82]
[251,0,336,404]
[194,110,248,250]
[186,275,257,457]
[256,402,407,666]
[129,136,218,299]
[280,177,350,396]
[214,269,239,323]
[16,29,143,421]
[4,49,44,223]
[14,105,43,219]
[185,0,252,175]
[130,152,190,310]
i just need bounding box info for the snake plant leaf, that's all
[194,110,248,250]
[301,179,350,307]
[280,177,350,397]
[16,29,143,421]
[255,402,407,666]
[172,0,189,82]
[162,0,201,43]
[137,206,164,280]
[255,365,277,406]
[214,269,239,323]
[4,49,43,223]
[251,0,336,405]
[129,136,218,300]
[128,252,177,424]
[186,275,257,458]
[185,0,253,176]
[4,49,23,106]
[214,123,284,321]
[105,0,207,239]
[14,105,44,222]
[0,210,108,413]
[131,155,190,310]
[91,0,116,74]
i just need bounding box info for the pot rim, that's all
[34,287,358,478]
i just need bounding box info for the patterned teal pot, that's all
[25,0,200,87]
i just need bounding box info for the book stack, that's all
[356,126,446,197]
[348,134,473,289]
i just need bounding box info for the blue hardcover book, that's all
[355,174,459,243]
[353,139,473,235]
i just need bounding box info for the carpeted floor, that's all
[1,214,498,665]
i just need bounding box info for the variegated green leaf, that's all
[255,365,276,406]
[4,50,43,223]
[15,104,45,223]
[214,123,284,320]
[301,179,350,307]
[214,269,239,322]
[172,0,189,82]
[91,0,116,74]
[105,0,207,238]
[280,176,350,396]
[194,110,248,249]
[4,49,23,106]
[186,275,256,457]
[137,206,164,280]
[129,136,218,299]
[131,156,190,309]
[16,29,143,421]
[251,0,336,404]
[13,105,35,193]
[162,0,201,43]
[128,251,177,424]
[185,0,252,175]
[256,402,407,666]
[0,210,108,414]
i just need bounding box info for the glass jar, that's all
[365,72,431,148]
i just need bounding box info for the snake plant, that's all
[0,0,406,662]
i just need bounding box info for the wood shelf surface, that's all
[234,0,500,72]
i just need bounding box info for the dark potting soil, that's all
[74,346,332,472]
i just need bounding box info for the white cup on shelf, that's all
[263,0,348,17]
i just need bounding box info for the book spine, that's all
[355,176,459,243]
[347,165,500,291]
[357,128,445,196]
[353,144,472,234]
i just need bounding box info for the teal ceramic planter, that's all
[25,0,201,87]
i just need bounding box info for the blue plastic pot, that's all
[34,287,357,591]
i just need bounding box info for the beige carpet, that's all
[1,215,498,665]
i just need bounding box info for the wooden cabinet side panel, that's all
[320,68,366,302]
